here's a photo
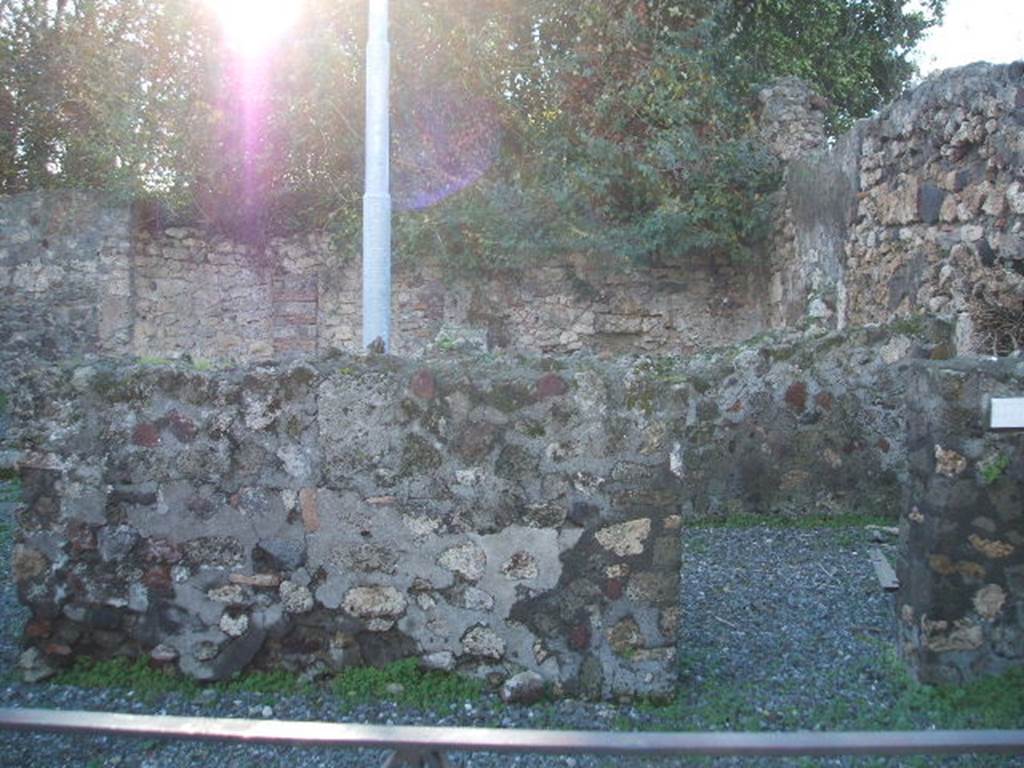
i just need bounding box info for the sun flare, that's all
[208,0,301,58]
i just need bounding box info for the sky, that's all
[912,0,1024,76]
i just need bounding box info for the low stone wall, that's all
[898,359,1024,684]
[11,354,684,698]
[9,320,958,693]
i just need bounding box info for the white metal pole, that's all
[362,0,391,352]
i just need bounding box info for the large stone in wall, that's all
[898,359,1024,684]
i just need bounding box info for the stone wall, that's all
[10,353,685,698]
[3,64,1023,370]
[8,319,957,692]
[898,359,1024,684]
[0,191,132,368]
[1,193,774,365]
[781,62,1024,352]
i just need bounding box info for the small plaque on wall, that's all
[990,398,1024,430]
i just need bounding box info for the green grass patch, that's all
[330,658,482,710]
[688,512,893,531]
[651,645,1024,739]
[861,647,1024,731]
[137,355,176,367]
[53,657,199,700]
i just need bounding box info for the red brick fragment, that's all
[132,423,161,448]
[535,373,568,399]
[569,621,591,651]
[25,619,52,639]
[165,410,198,443]
[410,369,437,400]
[784,382,807,411]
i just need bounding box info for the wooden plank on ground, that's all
[869,547,900,592]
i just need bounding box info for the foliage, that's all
[714,0,945,131]
[331,658,482,710]
[980,452,1011,486]
[637,643,1024,738]
[50,655,481,711]
[53,656,200,699]
[1,1,940,268]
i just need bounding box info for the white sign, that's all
[990,398,1024,430]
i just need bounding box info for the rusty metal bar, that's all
[0,708,1022,759]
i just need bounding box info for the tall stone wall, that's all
[899,359,1024,684]
[0,191,132,368]
[781,62,1024,352]
[1,195,774,365]
[2,64,1022,369]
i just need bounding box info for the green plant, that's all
[53,657,200,700]
[980,453,1010,486]
[330,658,482,711]
[436,335,458,352]
[136,355,176,367]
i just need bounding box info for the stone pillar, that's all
[899,359,1024,684]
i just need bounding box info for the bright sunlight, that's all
[208,0,302,57]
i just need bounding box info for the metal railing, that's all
[1,708,1023,767]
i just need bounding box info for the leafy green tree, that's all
[0,0,943,267]
[714,0,945,130]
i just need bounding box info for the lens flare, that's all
[209,0,301,58]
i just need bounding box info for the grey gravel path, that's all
[0,479,1020,767]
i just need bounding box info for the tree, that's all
[714,0,945,130]
[0,0,944,266]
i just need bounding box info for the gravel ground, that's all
[0,479,1020,767]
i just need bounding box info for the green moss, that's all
[519,419,547,438]
[980,453,1010,486]
[887,313,927,337]
[137,355,176,367]
[330,658,482,710]
[485,382,535,413]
